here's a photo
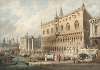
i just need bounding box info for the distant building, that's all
[19,34,41,56]
[0,37,19,55]
[41,4,91,58]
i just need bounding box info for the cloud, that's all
[0,0,100,39]
[0,0,14,6]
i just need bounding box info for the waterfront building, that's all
[89,17,100,49]
[41,4,91,58]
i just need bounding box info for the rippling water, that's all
[0,64,100,70]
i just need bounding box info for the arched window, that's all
[47,29,49,34]
[51,28,53,33]
[56,27,58,32]
[63,37,65,42]
[74,20,79,29]
[66,23,70,31]
[43,30,45,35]
[80,36,82,41]
[61,25,63,31]
[74,37,75,41]
[64,47,66,50]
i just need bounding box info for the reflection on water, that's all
[0,64,100,70]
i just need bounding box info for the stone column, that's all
[45,55,47,61]
[28,39,30,52]
[26,38,28,52]
[32,39,34,50]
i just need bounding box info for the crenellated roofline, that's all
[41,3,92,26]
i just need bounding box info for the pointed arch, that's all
[61,25,63,31]
[74,20,79,29]
[66,23,70,31]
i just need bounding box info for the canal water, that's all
[0,63,100,70]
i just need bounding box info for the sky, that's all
[0,0,100,40]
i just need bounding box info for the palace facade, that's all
[41,4,92,58]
